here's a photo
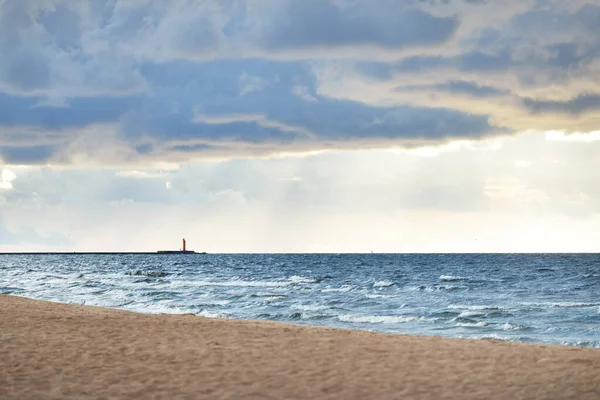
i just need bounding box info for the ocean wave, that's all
[502,322,526,331]
[409,285,468,292]
[521,302,600,308]
[288,276,318,284]
[194,300,231,307]
[0,286,25,294]
[364,293,395,299]
[321,285,355,293]
[338,314,427,324]
[560,340,600,348]
[262,296,288,302]
[186,279,291,288]
[457,311,485,318]
[439,275,468,282]
[373,281,395,288]
[536,268,555,272]
[123,303,192,315]
[291,304,333,311]
[289,312,331,320]
[448,305,508,311]
[467,334,521,342]
[133,278,167,284]
[249,292,288,299]
[196,310,232,319]
[125,270,169,278]
[456,321,489,328]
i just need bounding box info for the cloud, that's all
[115,170,169,179]
[2,131,600,251]
[523,94,600,115]
[251,0,458,53]
[545,130,600,143]
[0,57,501,165]
[0,0,598,166]
[0,168,16,190]
[0,0,147,97]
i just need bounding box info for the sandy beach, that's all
[1,295,599,399]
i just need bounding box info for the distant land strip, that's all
[0,252,206,255]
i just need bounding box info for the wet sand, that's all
[1,295,599,399]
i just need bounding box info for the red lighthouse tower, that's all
[158,238,200,254]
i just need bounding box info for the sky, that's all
[1,0,599,253]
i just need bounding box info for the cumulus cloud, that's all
[3,131,600,251]
[0,168,16,190]
[0,0,598,166]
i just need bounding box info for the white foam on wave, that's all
[407,285,468,292]
[175,279,290,288]
[292,304,332,311]
[373,281,395,288]
[288,276,317,284]
[467,334,517,342]
[561,340,600,348]
[457,310,485,318]
[502,322,524,331]
[338,314,425,324]
[582,274,600,278]
[123,302,192,315]
[439,275,467,282]
[322,285,355,293]
[196,310,232,319]
[448,304,508,311]
[196,299,231,306]
[456,321,488,328]
[364,293,395,299]
[262,296,287,302]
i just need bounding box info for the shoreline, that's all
[1,295,599,399]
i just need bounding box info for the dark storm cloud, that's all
[0,0,598,165]
[0,56,502,164]
[397,81,508,97]
[260,1,458,51]
[358,50,514,77]
[0,93,138,130]
[128,60,500,142]
[523,94,600,116]
[0,144,58,164]
[0,1,51,92]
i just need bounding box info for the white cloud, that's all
[545,130,600,143]
[0,168,16,189]
[2,130,600,252]
[116,170,169,179]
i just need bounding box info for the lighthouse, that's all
[157,238,203,254]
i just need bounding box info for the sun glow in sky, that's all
[1,1,599,252]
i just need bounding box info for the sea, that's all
[1,253,599,348]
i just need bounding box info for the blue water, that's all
[1,253,599,347]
